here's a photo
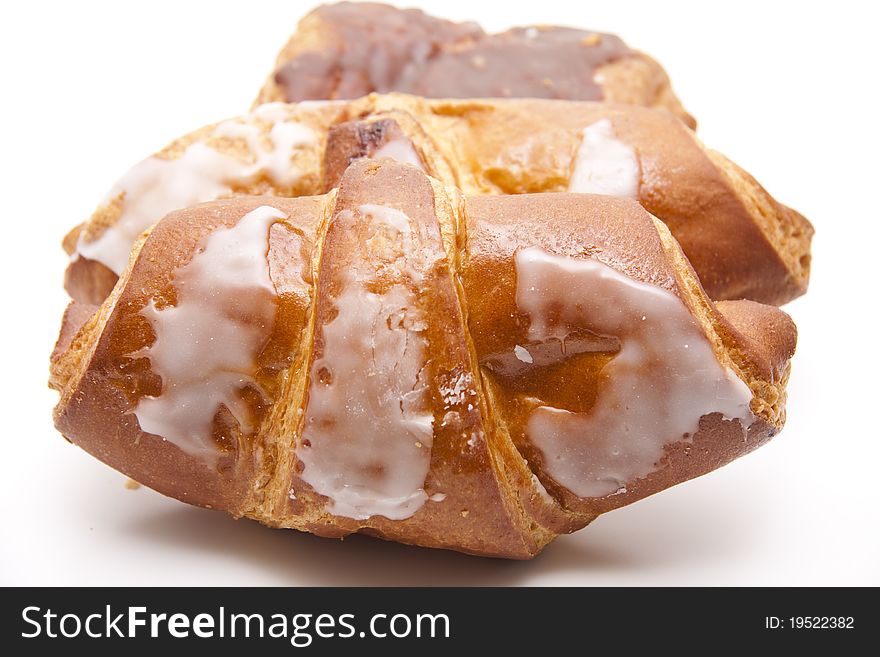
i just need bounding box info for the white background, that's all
[1,0,878,586]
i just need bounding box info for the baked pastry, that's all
[255,2,696,128]
[51,160,797,558]
[65,95,812,307]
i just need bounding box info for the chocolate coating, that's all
[273,3,631,102]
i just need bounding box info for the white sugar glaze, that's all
[134,205,285,462]
[515,247,754,498]
[568,118,639,198]
[77,107,315,274]
[372,138,424,170]
[299,204,440,520]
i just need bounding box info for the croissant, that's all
[65,95,812,307]
[255,2,696,128]
[51,160,796,558]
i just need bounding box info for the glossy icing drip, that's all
[515,247,754,497]
[299,204,438,520]
[568,119,639,197]
[76,105,314,274]
[134,205,285,462]
[372,138,424,170]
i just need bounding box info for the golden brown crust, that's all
[321,115,431,192]
[459,194,794,516]
[705,150,813,305]
[53,196,325,514]
[283,161,558,557]
[64,256,118,306]
[712,299,795,426]
[65,95,812,307]
[595,53,696,128]
[51,301,97,362]
[715,300,797,382]
[51,161,797,557]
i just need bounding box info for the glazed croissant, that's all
[65,95,812,307]
[51,160,796,558]
[255,2,696,128]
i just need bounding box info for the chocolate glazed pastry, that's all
[51,160,796,558]
[63,96,811,307]
[256,2,696,128]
